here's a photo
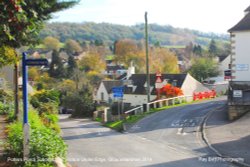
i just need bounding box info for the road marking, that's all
[177,128,183,135]
[131,125,141,130]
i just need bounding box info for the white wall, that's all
[233,31,250,81]
[123,94,156,106]
[181,74,210,95]
[219,55,230,72]
[96,82,110,102]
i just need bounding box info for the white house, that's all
[227,5,250,120]
[228,6,250,81]
[96,73,209,107]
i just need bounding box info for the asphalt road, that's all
[59,97,236,167]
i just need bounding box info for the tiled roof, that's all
[124,74,187,95]
[228,10,250,32]
[106,65,125,71]
[102,80,123,93]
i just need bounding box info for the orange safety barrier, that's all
[193,90,216,101]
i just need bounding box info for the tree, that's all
[43,36,61,51]
[67,55,77,77]
[0,0,78,119]
[193,44,203,56]
[62,85,95,117]
[48,50,65,78]
[114,39,138,65]
[189,57,219,82]
[78,52,105,73]
[160,84,183,98]
[0,45,17,68]
[0,0,78,48]
[65,39,82,54]
[28,67,40,81]
[208,39,218,57]
[150,48,179,73]
[58,79,76,95]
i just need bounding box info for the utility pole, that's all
[145,12,150,103]
[14,52,19,120]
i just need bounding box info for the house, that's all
[96,73,209,107]
[227,5,250,120]
[202,55,230,94]
[96,80,123,103]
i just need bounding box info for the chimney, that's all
[127,61,135,79]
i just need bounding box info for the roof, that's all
[124,74,187,95]
[106,65,126,72]
[102,80,123,94]
[244,5,250,12]
[228,11,250,32]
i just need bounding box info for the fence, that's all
[193,90,216,101]
[145,95,193,112]
[124,105,144,115]
[124,95,193,115]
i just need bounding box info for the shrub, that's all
[62,88,96,117]
[30,90,60,109]
[5,110,67,167]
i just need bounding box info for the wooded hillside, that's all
[40,22,229,47]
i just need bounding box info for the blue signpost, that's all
[22,52,48,159]
[112,87,124,120]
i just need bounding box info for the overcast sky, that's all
[51,0,250,33]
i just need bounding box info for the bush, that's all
[30,90,60,109]
[62,88,96,117]
[5,110,67,167]
[0,102,11,115]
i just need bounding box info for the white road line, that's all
[177,128,183,135]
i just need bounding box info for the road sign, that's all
[22,52,49,160]
[233,90,243,98]
[25,59,48,66]
[112,87,124,98]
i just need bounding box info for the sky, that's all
[51,0,250,34]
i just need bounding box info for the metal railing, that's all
[146,95,193,112]
[124,105,143,115]
[124,95,193,115]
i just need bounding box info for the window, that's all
[101,92,104,101]
[172,80,177,87]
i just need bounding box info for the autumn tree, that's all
[0,45,18,68]
[65,39,82,55]
[150,48,179,73]
[28,67,40,81]
[160,84,183,98]
[43,36,61,51]
[78,52,105,73]
[114,39,139,66]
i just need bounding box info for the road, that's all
[59,97,235,167]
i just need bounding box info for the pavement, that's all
[59,97,237,167]
[204,105,250,166]
[0,116,11,167]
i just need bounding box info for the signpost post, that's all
[22,52,48,160]
[112,87,124,120]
